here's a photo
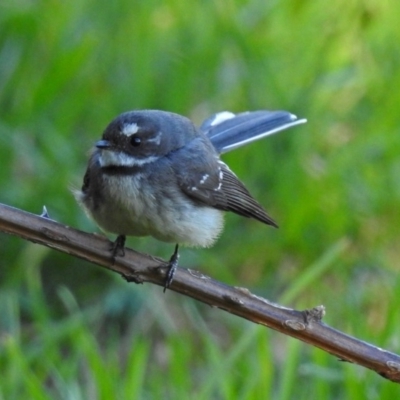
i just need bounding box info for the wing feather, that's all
[175,143,277,228]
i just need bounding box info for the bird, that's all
[75,109,306,290]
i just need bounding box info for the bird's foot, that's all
[110,235,126,260]
[163,244,179,292]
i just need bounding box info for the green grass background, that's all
[1,0,400,398]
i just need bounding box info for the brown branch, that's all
[1,202,400,383]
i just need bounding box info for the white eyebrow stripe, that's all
[121,123,140,136]
[147,131,162,145]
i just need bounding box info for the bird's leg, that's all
[163,244,179,292]
[110,234,126,259]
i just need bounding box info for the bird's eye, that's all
[130,136,141,147]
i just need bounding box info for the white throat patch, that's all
[99,150,158,167]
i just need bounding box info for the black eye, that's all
[130,136,141,147]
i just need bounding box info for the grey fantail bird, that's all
[75,109,306,290]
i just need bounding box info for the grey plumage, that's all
[76,109,306,249]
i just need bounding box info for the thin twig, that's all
[0,202,399,383]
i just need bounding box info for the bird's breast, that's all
[83,172,224,247]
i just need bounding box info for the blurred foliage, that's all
[1,0,400,398]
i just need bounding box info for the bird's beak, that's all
[96,140,111,149]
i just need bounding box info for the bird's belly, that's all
[87,174,224,247]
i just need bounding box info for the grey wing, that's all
[200,110,307,154]
[176,156,278,227]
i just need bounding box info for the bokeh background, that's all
[1,0,400,398]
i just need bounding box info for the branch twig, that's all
[1,202,400,383]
